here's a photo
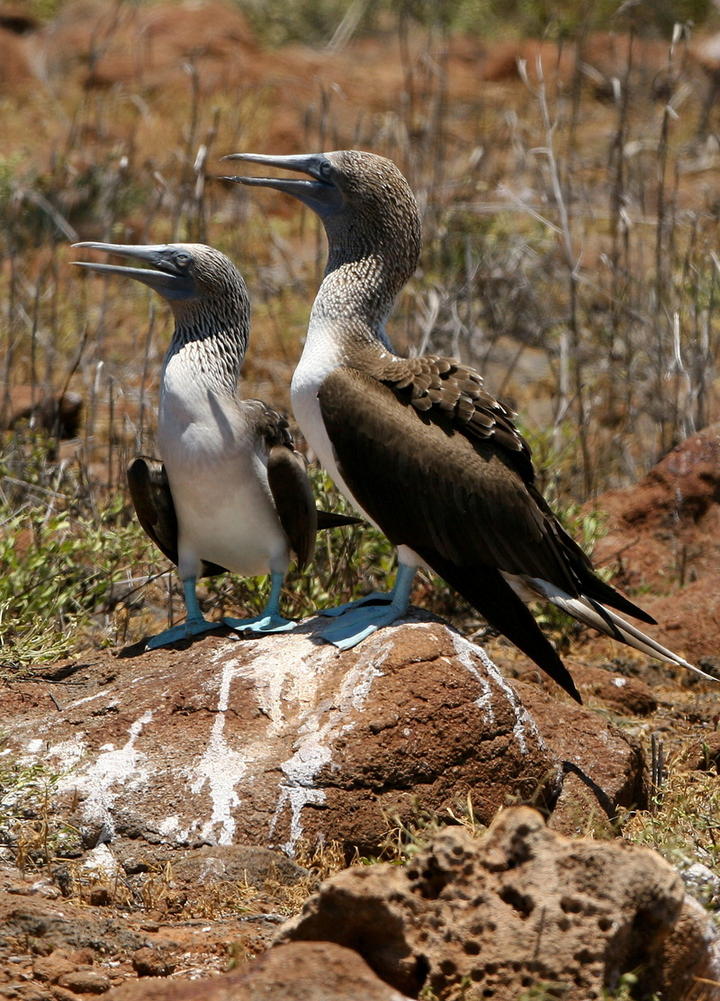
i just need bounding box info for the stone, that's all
[2,619,561,857]
[516,682,648,835]
[570,664,659,716]
[685,731,720,773]
[280,807,720,1000]
[57,968,111,994]
[107,942,413,1000]
[131,947,174,978]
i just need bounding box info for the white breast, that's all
[158,355,289,580]
[291,326,357,510]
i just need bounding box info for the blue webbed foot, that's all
[223,613,296,635]
[223,572,295,636]
[320,591,393,617]
[145,616,220,650]
[320,564,418,650]
[321,601,406,650]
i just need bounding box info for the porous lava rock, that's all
[280,807,720,1001]
[106,942,414,1000]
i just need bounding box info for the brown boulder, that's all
[107,942,413,1000]
[684,730,720,773]
[516,682,648,836]
[281,807,720,1001]
[4,619,561,856]
[592,424,720,596]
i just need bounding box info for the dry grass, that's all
[3,4,720,660]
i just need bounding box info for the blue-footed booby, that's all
[223,150,713,702]
[72,241,357,649]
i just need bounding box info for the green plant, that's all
[0,754,80,869]
[0,431,155,668]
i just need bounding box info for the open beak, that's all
[71,243,196,299]
[220,153,343,216]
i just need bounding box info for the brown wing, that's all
[127,456,226,577]
[248,401,316,570]
[373,353,535,482]
[318,365,581,591]
[249,398,360,565]
[319,361,652,622]
[266,445,317,570]
[318,365,587,702]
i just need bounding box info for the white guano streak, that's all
[51,710,153,840]
[189,654,247,845]
[267,636,388,856]
[450,632,541,754]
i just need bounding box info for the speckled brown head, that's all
[223,150,422,301]
[72,242,251,386]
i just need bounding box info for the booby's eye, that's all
[174,252,192,268]
[318,160,333,181]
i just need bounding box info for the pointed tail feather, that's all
[422,554,582,703]
[524,577,715,682]
[579,572,657,626]
[316,510,363,529]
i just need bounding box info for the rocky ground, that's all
[1,427,720,999]
[2,2,720,997]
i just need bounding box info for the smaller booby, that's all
[72,241,357,649]
[223,150,714,702]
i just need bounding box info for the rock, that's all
[108,942,413,1000]
[166,844,308,894]
[515,682,648,836]
[685,731,720,773]
[587,424,720,668]
[680,862,720,910]
[32,951,76,983]
[2,620,562,856]
[571,664,659,716]
[57,968,111,994]
[131,947,174,978]
[280,807,720,1001]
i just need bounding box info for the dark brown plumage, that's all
[225,149,712,701]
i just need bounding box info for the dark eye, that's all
[175,252,191,268]
[318,160,332,180]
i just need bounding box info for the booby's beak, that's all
[71,242,197,301]
[221,153,343,216]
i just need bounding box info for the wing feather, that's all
[126,456,226,577]
[266,445,317,570]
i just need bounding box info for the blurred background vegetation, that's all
[2,0,720,666]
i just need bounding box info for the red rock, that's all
[2,620,561,856]
[280,808,720,1001]
[107,942,413,1000]
[131,947,174,978]
[57,968,111,993]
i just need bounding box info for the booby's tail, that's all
[511,575,715,682]
[316,510,363,529]
[423,554,583,704]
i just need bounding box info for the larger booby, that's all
[72,241,356,649]
[223,150,712,702]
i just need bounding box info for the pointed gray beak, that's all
[71,242,197,300]
[220,153,343,216]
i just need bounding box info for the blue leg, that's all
[146,576,221,649]
[223,572,296,635]
[322,564,416,650]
